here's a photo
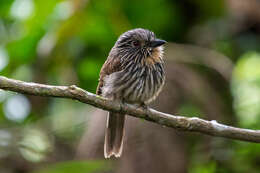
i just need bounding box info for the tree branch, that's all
[0,75,260,143]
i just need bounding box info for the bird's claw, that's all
[139,102,148,109]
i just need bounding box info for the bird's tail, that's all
[104,112,126,158]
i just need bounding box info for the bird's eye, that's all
[132,41,140,47]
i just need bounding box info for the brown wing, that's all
[96,52,122,95]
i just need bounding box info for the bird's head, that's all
[115,28,166,63]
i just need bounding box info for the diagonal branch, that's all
[0,75,260,143]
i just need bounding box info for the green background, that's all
[1,0,260,172]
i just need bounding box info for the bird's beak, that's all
[150,39,166,48]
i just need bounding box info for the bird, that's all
[96,28,166,158]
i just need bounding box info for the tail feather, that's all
[104,112,125,158]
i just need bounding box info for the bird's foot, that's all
[139,102,148,110]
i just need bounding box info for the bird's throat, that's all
[143,47,163,66]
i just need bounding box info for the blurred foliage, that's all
[232,52,260,128]
[0,0,260,172]
[33,160,110,173]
